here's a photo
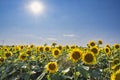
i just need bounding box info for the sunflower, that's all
[82,52,96,65]
[104,47,111,55]
[112,63,120,72]
[106,44,111,48]
[38,46,44,52]
[36,46,40,51]
[19,53,27,61]
[98,40,103,45]
[26,49,32,56]
[69,49,82,62]
[57,45,63,50]
[90,46,99,56]
[3,47,8,51]
[113,44,120,50]
[52,48,61,58]
[40,54,46,59]
[30,44,34,48]
[44,46,51,52]
[4,51,13,58]
[65,45,69,49]
[112,58,120,67]
[88,41,96,47]
[15,46,20,51]
[20,45,24,50]
[52,42,57,47]
[45,62,58,73]
[70,45,76,49]
[0,57,5,64]
[111,69,120,80]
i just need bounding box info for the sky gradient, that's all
[0,0,120,46]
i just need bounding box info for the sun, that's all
[29,1,44,15]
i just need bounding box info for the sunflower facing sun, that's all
[19,53,27,61]
[0,57,5,64]
[88,41,96,47]
[111,69,120,80]
[52,48,61,58]
[90,46,99,56]
[69,49,82,62]
[104,47,111,56]
[4,51,13,58]
[44,46,51,52]
[113,44,120,50]
[45,62,58,73]
[82,52,96,65]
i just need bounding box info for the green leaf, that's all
[77,66,89,78]
[36,72,46,80]
[21,72,30,80]
[89,68,101,78]
[47,75,51,80]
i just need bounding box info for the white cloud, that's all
[24,34,43,40]
[24,34,57,41]
[63,34,75,37]
[47,38,57,41]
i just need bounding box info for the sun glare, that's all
[29,1,44,15]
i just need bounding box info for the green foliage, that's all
[0,44,120,80]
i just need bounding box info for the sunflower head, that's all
[3,47,8,51]
[37,46,44,52]
[69,49,82,62]
[39,46,44,52]
[15,46,20,51]
[30,44,34,49]
[45,62,58,73]
[19,53,27,61]
[52,48,61,58]
[113,44,120,50]
[112,63,120,72]
[112,58,120,66]
[90,46,99,56]
[57,45,63,50]
[82,52,96,65]
[26,49,32,56]
[4,51,13,58]
[40,54,46,59]
[111,69,120,80]
[98,40,103,45]
[70,45,76,49]
[65,45,69,49]
[37,46,40,51]
[106,44,111,48]
[88,41,96,47]
[0,57,5,64]
[20,45,24,50]
[104,47,111,55]
[44,46,51,52]
[52,42,57,47]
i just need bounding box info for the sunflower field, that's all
[0,40,120,80]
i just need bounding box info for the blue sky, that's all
[0,0,120,46]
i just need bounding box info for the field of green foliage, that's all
[0,40,120,80]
